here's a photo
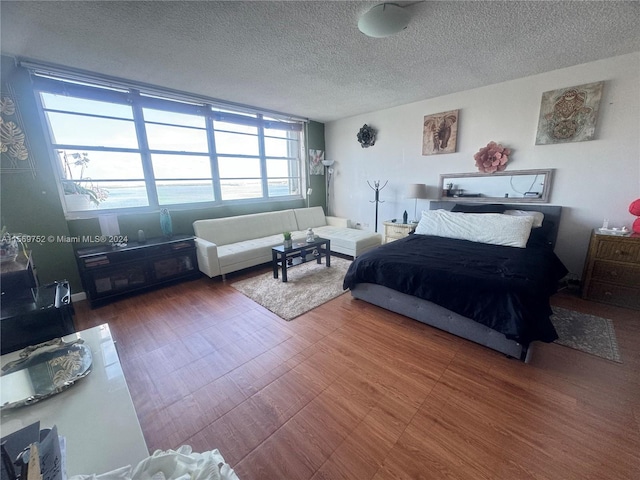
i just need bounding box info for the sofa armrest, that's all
[194,237,221,278]
[326,216,349,228]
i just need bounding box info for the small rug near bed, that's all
[550,306,622,363]
[230,256,351,320]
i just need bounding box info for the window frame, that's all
[32,74,306,217]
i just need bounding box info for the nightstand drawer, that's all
[591,260,640,285]
[585,281,640,310]
[383,221,414,244]
[387,226,409,236]
[595,238,640,264]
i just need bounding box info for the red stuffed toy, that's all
[629,198,640,233]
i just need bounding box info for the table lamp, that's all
[407,183,430,222]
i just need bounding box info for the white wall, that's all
[325,52,640,276]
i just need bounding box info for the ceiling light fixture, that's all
[358,3,411,38]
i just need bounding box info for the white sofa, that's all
[192,206,382,278]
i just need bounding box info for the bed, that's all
[343,202,568,361]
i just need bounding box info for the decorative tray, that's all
[1,338,93,411]
[597,228,631,236]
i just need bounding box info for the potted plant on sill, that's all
[60,151,108,210]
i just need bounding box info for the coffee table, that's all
[272,237,331,282]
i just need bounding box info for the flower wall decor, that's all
[474,141,511,173]
[308,149,324,175]
[0,96,29,162]
[357,124,376,148]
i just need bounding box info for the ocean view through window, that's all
[32,72,306,215]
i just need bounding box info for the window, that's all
[264,122,302,198]
[143,108,214,205]
[33,75,305,214]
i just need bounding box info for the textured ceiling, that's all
[1,1,638,122]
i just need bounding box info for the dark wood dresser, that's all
[581,230,640,310]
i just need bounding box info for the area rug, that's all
[550,306,622,363]
[232,267,622,362]
[230,256,351,320]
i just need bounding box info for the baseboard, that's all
[71,291,87,302]
[557,280,581,296]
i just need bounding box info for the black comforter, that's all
[343,234,568,345]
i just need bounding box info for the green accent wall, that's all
[306,121,326,210]
[1,56,81,289]
[1,55,326,293]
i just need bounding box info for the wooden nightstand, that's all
[383,221,415,243]
[581,230,640,310]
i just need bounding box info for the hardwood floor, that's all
[74,271,640,480]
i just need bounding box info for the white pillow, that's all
[503,209,544,228]
[414,209,535,248]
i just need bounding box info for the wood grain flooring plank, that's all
[73,275,640,480]
[191,373,248,425]
[233,424,316,480]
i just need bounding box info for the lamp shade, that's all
[407,183,430,199]
[358,3,411,38]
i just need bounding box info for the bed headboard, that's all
[429,201,563,249]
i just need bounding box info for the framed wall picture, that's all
[308,149,324,175]
[535,81,604,145]
[422,109,459,156]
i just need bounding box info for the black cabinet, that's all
[1,252,74,354]
[1,251,38,295]
[76,235,199,307]
[1,281,75,354]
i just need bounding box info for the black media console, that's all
[75,235,199,307]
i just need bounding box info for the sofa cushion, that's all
[194,210,298,246]
[314,226,381,255]
[294,206,328,230]
[217,234,283,268]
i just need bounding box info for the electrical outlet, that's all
[363,223,369,228]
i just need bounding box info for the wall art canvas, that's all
[422,109,459,155]
[308,149,324,175]
[1,91,35,176]
[535,81,604,145]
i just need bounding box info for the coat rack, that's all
[367,180,388,232]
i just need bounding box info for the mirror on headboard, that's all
[439,169,553,203]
